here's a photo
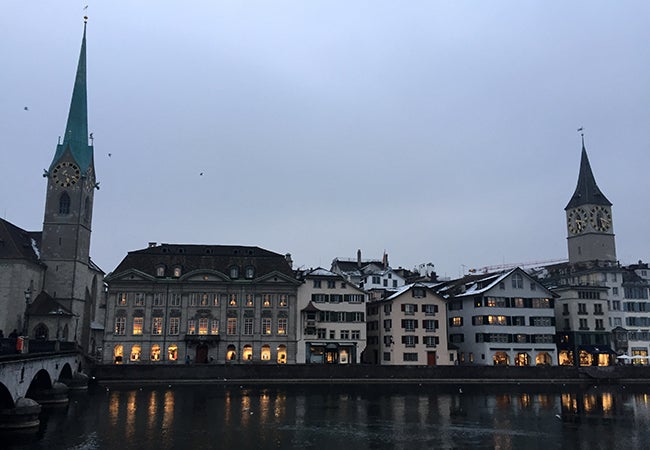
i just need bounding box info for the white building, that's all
[296,268,367,364]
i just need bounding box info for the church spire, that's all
[565,137,611,210]
[49,17,93,172]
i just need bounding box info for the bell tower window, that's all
[59,192,71,215]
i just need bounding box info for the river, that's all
[6,383,650,449]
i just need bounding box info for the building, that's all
[438,268,558,366]
[102,244,301,364]
[537,137,649,365]
[0,20,104,353]
[331,250,407,301]
[295,268,367,364]
[365,283,453,366]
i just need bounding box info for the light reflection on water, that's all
[7,384,650,450]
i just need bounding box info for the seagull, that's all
[83,5,88,10]
[108,153,112,158]
[24,106,29,111]
[577,127,583,132]
[199,172,203,176]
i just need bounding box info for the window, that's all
[230,266,239,279]
[200,294,209,306]
[243,318,253,335]
[262,318,272,335]
[114,317,126,335]
[189,294,198,307]
[170,294,181,307]
[187,319,196,335]
[340,330,350,340]
[612,300,621,311]
[317,328,326,339]
[393,280,398,288]
[403,353,418,362]
[313,280,322,288]
[245,294,254,307]
[424,336,439,347]
[117,293,127,306]
[198,318,208,335]
[156,266,165,277]
[532,298,551,308]
[412,288,425,298]
[168,344,178,361]
[578,303,587,314]
[424,304,438,315]
[150,344,161,362]
[169,317,180,335]
[383,319,392,331]
[613,287,619,296]
[229,294,237,307]
[134,293,145,306]
[595,319,604,330]
[402,335,417,347]
[594,304,604,315]
[372,276,380,284]
[227,318,237,335]
[562,303,569,315]
[173,267,182,277]
[153,294,165,307]
[133,317,143,335]
[211,319,219,335]
[403,304,416,315]
[423,320,438,332]
[245,266,255,279]
[261,345,271,361]
[327,280,336,288]
[58,192,70,214]
[402,319,417,331]
[511,273,524,289]
[213,295,220,307]
[345,294,364,303]
[277,318,287,335]
[312,294,328,302]
[383,279,388,287]
[329,330,336,339]
[450,317,463,327]
[384,304,392,314]
[330,294,342,303]
[279,295,288,307]
[383,352,391,361]
[152,317,163,335]
[579,318,588,330]
[130,345,141,362]
[351,330,360,340]
[262,294,272,307]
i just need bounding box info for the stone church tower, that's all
[39,19,102,350]
[565,137,616,264]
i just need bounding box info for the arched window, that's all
[261,344,271,361]
[33,323,49,340]
[168,344,178,361]
[59,192,71,214]
[151,344,161,361]
[277,345,287,364]
[130,345,141,362]
[114,345,124,364]
[493,351,509,366]
[515,352,530,366]
[243,345,253,361]
[226,345,237,361]
[229,266,239,279]
[536,352,552,366]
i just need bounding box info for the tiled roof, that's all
[110,244,294,279]
[0,218,42,263]
[28,291,73,317]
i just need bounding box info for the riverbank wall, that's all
[90,363,650,385]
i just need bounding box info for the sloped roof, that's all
[565,143,611,209]
[0,218,43,264]
[28,291,73,317]
[110,244,294,279]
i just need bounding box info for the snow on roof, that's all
[308,267,338,277]
[456,269,515,297]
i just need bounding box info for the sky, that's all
[1,1,649,279]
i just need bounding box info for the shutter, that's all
[434,320,439,329]
[414,320,418,329]
[401,319,406,328]
[401,304,406,311]
[414,336,419,344]
[414,304,418,312]
[434,305,439,313]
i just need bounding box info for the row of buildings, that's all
[2,22,649,369]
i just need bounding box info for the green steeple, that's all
[49,19,93,172]
[565,136,611,210]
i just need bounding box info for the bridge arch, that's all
[25,369,53,400]
[0,382,14,409]
[59,363,73,381]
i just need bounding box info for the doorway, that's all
[195,344,209,363]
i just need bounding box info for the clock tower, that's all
[40,19,98,316]
[565,137,616,264]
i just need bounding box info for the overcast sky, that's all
[2,1,649,278]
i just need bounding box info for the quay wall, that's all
[90,364,650,384]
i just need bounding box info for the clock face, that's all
[567,208,587,234]
[590,206,612,232]
[52,162,80,188]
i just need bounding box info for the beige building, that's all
[365,283,454,366]
[296,268,367,364]
[102,244,301,365]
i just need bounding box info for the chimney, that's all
[285,253,293,268]
[357,249,362,268]
[382,251,388,269]
[148,242,157,248]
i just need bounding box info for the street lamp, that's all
[23,288,31,336]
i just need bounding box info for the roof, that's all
[565,141,611,209]
[49,21,93,172]
[0,218,43,264]
[305,267,338,277]
[27,291,73,317]
[109,244,295,279]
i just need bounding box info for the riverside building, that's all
[102,244,301,364]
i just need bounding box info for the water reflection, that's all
[8,384,650,450]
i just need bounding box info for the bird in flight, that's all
[108,153,112,158]
[24,106,29,111]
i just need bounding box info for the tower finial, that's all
[577,127,585,149]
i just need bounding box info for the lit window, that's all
[246,294,254,307]
[173,267,182,277]
[133,317,143,335]
[262,295,272,307]
[277,345,287,364]
[227,318,237,335]
[201,294,209,306]
[130,345,141,362]
[229,294,237,307]
[168,317,180,335]
[113,345,124,364]
[114,317,126,335]
[152,317,163,335]
[199,318,208,335]
[156,266,165,277]
[211,319,219,335]
[243,345,253,361]
[277,318,287,335]
[226,344,237,361]
[168,344,178,361]
[261,345,271,361]
[150,344,161,361]
[450,317,463,327]
[262,318,272,335]
[188,319,196,335]
[117,293,127,306]
[245,266,255,279]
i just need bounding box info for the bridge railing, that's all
[0,338,77,356]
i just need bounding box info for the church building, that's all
[0,19,104,355]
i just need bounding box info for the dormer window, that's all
[173,266,182,278]
[245,266,255,279]
[230,266,239,279]
[155,266,165,277]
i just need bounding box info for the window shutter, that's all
[414,320,418,329]
[434,320,439,329]
[414,336,419,344]
[401,304,406,311]
[434,305,439,313]
[413,304,418,312]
